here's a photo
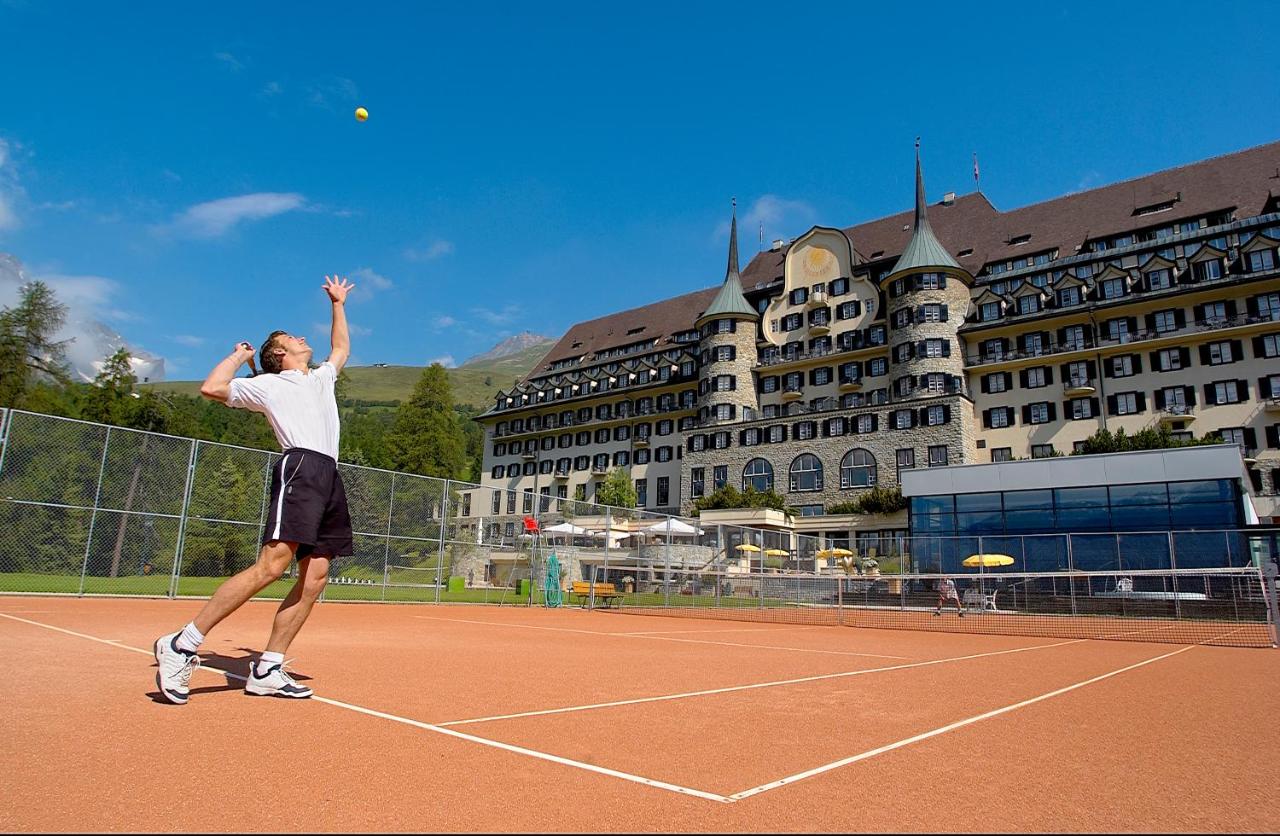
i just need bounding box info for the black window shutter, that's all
[1132,354,1143,374]
[1253,335,1266,356]
[1127,317,1138,333]
[1047,402,1057,421]
[1199,345,1212,365]
[1022,405,1032,424]
[1237,379,1249,399]
[1045,367,1055,385]
[1107,394,1118,415]
[1003,372,1013,390]
[1062,400,1072,419]
[1086,360,1097,379]
[1266,425,1279,448]
[1178,347,1191,368]
[1262,377,1274,398]
[983,410,992,429]
[1019,369,1028,388]
[1144,313,1157,332]
[870,414,879,432]
[938,275,947,288]
[1059,362,1070,379]
[1185,386,1197,406]
[981,376,990,394]
[942,342,951,357]
[1006,407,1016,425]
[1174,309,1186,329]
[1155,389,1166,410]
[941,304,949,321]
[1103,359,1113,379]
[1135,392,1146,412]
[1192,303,1204,321]
[1246,296,1260,318]
[730,376,737,391]
[1244,428,1257,449]
[918,407,929,426]
[942,405,951,422]
[1204,384,1216,405]
[1231,340,1243,361]
[1090,397,1100,416]
[1225,300,1238,318]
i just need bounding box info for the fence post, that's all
[0,408,11,478]
[78,426,113,597]
[1263,559,1280,649]
[435,480,449,604]
[380,472,397,602]
[664,521,672,608]
[1168,530,1182,619]
[169,439,199,599]
[1065,533,1077,617]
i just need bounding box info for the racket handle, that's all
[239,342,258,377]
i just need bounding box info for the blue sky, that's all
[0,1,1277,379]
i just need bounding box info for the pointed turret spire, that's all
[698,198,759,323]
[885,139,962,282]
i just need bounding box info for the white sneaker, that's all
[245,662,312,699]
[154,632,200,705]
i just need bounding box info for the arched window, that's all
[840,449,877,489]
[743,458,774,492]
[789,454,823,492]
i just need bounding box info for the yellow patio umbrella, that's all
[816,547,854,558]
[735,544,761,553]
[963,553,1015,568]
[764,548,790,557]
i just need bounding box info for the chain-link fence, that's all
[1,408,1277,645]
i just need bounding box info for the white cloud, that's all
[164,192,307,239]
[161,168,182,183]
[404,239,455,261]
[214,51,245,71]
[261,81,283,97]
[312,320,371,338]
[0,137,24,231]
[432,315,457,328]
[428,354,457,368]
[171,334,205,347]
[712,194,817,246]
[350,266,392,291]
[0,195,15,231]
[307,76,359,109]
[38,200,77,211]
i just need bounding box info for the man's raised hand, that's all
[323,274,355,305]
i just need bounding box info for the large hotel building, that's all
[475,141,1280,529]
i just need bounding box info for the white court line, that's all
[412,614,910,661]
[618,626,808,636]
[437,638,1085,727]
[0,612,730,804]
[729,643,1196,800]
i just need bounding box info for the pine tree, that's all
[84,347,136,425]
[0,280,72,408]
[384,363,467,478]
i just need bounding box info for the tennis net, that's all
[606,565,1276,648]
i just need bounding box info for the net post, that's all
[78,426,112,597]
[381,472,396,603]
[1065,533,1077,616]
[1263,558,1280,649]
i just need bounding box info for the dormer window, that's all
[1100,277,1127,300]
[1009,234,1032,246]
[980,301,1001,322]
[1248,249,1276,272]
[1194,259,1224,282]
[1017,295,1040,315]
[1145,268,1173,291]
[1058,287,1081,307]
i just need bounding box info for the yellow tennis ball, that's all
[355,107,368,122]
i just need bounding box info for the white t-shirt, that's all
[226,362,341,459]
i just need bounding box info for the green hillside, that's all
[144,339,555,409]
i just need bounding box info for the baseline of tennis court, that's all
[2,597,1278,833]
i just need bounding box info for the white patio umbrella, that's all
[642,518,703,536]
[543,521,589,535]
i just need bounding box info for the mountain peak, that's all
[460,332,555,367]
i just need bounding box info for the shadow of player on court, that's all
[146,648,312,704]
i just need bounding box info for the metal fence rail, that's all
[1,408,1277,646]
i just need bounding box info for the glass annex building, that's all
[900,445,1258,575]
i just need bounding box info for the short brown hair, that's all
[259,330,288,374]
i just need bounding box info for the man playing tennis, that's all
[153,274,354,704]
[934,576,965,617]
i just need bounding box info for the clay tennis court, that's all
[2,596,1278,832]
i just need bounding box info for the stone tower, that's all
[696,203,760,426]
[881,142,973,402]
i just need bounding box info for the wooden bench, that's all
[570,581,624,609]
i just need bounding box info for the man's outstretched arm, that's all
[323,274,354,371]
[200,342,257,403]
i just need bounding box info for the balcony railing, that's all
[1063,376,1097,395]
[966,313,1278,367]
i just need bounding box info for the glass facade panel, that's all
[1109,483,1170,506]
[955,510,1004,534]
[911,495,954,515]
[1167,479,1233,504]
[1055,486,1109,509]
[1003,489,1054,511]
[954,492,1003,512]
[1056,506,1111,531]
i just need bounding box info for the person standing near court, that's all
[153,275,355,704]
[934,576,965,617]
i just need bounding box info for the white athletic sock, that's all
[175,622,204,654]
[257,651,285,676]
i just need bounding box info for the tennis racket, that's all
[239,341,259,377]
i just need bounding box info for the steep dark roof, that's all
[742,139,1280,287]
[699,206,759,322]
[528,286,720,380]
[886,145,963,281]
